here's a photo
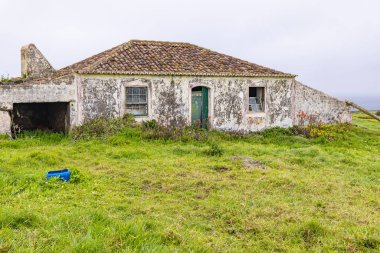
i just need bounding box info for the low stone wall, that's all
[293,81,351,125]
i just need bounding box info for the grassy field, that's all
[0,113,379,252]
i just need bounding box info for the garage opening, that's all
[11,102,69,133]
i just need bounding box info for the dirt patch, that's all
[210,166,231,172]
[232,156,268,170]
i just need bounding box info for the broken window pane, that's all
[248,87,265,113]
[126,87,148,116]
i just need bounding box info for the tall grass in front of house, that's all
[0,113,379,252]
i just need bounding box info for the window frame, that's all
[125,86,149,117]
[248,86,266,114]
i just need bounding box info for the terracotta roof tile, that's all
[58,40,296,78]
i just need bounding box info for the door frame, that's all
[189,84,213,129]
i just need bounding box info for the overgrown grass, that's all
[0,113,379,252]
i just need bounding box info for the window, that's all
[126,87,148,116]
[248,87,265,113]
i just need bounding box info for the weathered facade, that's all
[0,40,351,134]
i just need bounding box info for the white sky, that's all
[1,0,379,98]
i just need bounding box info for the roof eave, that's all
[76,70,297,78]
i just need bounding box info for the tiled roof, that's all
[58,40,296,78]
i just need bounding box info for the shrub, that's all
[70,114,136,140]
[376,111,380,116]
[292,123,350,141]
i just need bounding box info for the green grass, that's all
[0,113,379,252]
[353,111,380,131]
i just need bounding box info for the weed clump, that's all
[70,114,136,140]
[298,221,326,247]
[259,127,293,138]
[205,144,224,156]
[143,119,159,129]
[69,168,86,184]
[356,237,379,249]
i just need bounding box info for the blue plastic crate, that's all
[46,169,71,181]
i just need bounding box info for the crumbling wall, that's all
[79,75,294,131]
[79,76,190,127]
[80,77,120,120]
[21,44,55,78]
[191,77,294,131]
[151,79,188,127]
[2,73,350,135]
[293,81,351,125]
[267,79,293,126]
[0,77,77,134]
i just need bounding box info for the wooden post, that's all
[346,101,380,122]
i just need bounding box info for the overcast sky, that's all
[1,0,379,99]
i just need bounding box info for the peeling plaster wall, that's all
[79,76,189,127]
[80,78,121,121]
[79,75,295,131]
[293,81,352,125]
[0,111,11,135]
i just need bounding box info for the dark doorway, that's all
[12,102,69,133]
[191,86,209,129]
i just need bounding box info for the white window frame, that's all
[125,87,148,116]
[120,81,151,119]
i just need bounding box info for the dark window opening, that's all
[11,102,69,133]
[192,86,202,91]
[249,87,265,112]
[126,87,148,116]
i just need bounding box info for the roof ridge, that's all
[129,39,193,46]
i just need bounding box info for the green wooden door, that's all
[191,87,208,129]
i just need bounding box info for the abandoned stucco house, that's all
[0,40,351,134]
